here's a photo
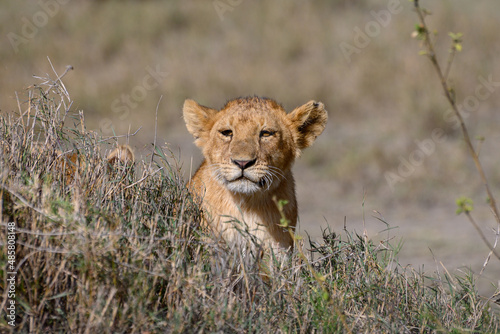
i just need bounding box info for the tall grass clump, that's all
[1,73,499,333]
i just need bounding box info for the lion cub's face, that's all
[183,96,327,194]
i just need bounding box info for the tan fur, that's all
[183,96,327,249]
[106,144,135,166]
[51,144,134,184]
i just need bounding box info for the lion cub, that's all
[183,96,327,250]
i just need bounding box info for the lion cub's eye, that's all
[260,130,275,138]
[220,129,233,137]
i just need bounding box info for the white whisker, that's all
[268,166,286,179]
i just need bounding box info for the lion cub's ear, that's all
[183,99,218,147]
[107,144,135,166]
[288,101,328,153]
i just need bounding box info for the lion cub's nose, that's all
[231,158,257,170]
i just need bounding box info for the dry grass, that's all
[0,74,499,333]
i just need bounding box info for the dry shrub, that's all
[0,76,498,333]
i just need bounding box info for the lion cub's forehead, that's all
[222,96,285,113]
[219,96,286,127]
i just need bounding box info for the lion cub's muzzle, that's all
[223,157,269,193]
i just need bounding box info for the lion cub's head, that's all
[183,96,327,195]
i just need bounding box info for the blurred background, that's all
[1,0,499,293]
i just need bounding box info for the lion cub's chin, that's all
[226,178,264,194]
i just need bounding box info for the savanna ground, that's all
[1,0,500,332]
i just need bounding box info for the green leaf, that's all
[47,291,72,301]
[412,24,427,40]
[279,217,289,228]
[448,32,463,40]
[475,135,485,142]
[449,32,463,52]
[456,197,473,215]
